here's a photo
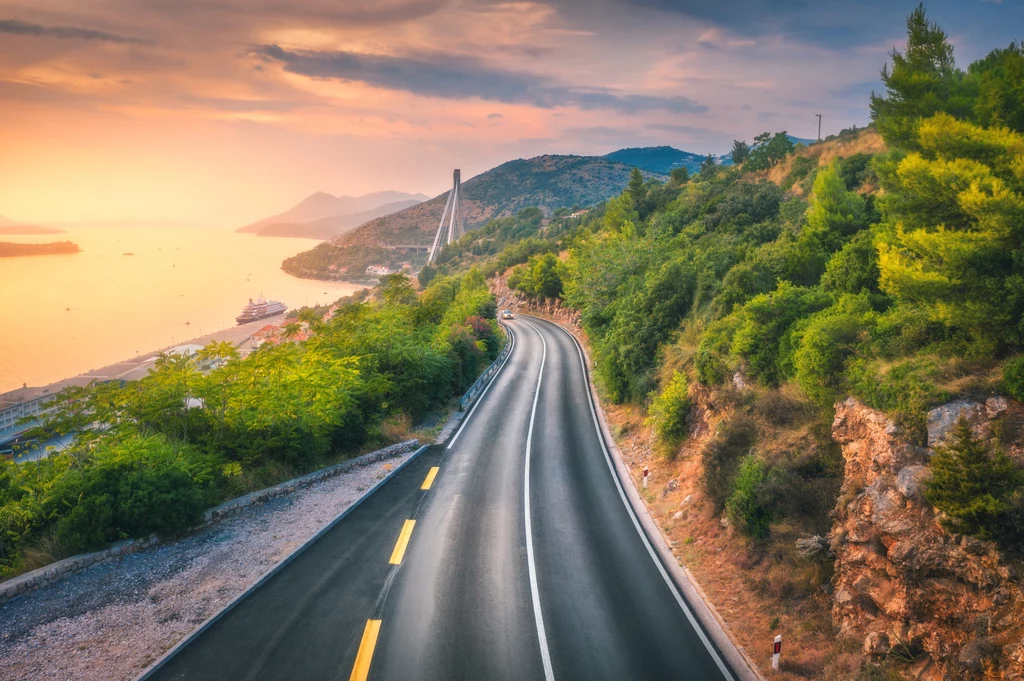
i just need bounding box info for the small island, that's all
[0,241,81,257]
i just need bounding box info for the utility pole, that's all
[815,114,822,142]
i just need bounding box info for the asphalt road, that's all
[146,316,735,681]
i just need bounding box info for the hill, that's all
[282,154,666,281]
[253,199,424,240]
[603,146,710,174]
[238,190,428,238]
[0,214,65,235]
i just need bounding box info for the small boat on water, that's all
[236,296,287,325]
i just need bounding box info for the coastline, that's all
[0,313,292,459]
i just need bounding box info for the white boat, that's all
[236,296,287,324]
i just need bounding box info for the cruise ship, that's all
[236,297,287,325]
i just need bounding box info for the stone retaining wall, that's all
[0,439,419,607]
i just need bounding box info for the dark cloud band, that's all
[0,19,152,45]
[252,44,706,114]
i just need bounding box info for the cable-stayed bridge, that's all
[427,169,463,264]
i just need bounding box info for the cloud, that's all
[252,44,707,114]
[0,19,152,45]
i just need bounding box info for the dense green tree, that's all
[627,167,646,206]
[870,4,971,148]
[670,167,690,184]
[876,114,1024,342]
[925,419,1024,547]
[745,132,794,171]
[731,139,751,165]
[969,42,1024,133]
[804,161,870,252]
[820,230,882,295]
[699,154,717,177]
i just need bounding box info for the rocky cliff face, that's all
[829,397,1024,680]
[491,271,581,328]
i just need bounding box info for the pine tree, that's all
[870,3,971,148]
[731,139,751,165]
[925,418,1024,546]
[627,167,645,206]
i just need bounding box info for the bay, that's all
[0,226,358,392]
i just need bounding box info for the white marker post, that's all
[772,634,781,672]
[642,466,649,490]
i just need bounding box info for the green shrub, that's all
[646,371,691,453]
[701,416,757,510]
[729,282,832,386]
[726,455,774,539]
[51,435,210,554]
[820,230,882,295]
[925,419,1024,548]
[1002,355,1024,401]
[793,294,875,406]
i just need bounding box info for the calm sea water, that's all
[0,226,358,393]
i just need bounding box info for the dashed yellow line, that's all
[421,466,440,490]
[388,519,416,565]
[349,619,381,681]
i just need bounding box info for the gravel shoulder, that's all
[0,452,413,681]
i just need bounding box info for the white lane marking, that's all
[522,320,556,681]
[544,318,737,681]
[447,325,516,450]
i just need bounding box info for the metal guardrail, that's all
[459,321,511,411]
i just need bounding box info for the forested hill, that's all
[603,146,711,174]
[437,9,1024,676]
[282,154,665,280]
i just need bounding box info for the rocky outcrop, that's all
[829,397,1024,680]
[490,271,581,328]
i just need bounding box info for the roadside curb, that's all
[133,444,431,681]
[537,315,767,681]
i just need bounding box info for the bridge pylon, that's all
[427,169,464,265]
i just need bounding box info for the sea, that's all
[0,226,359,393]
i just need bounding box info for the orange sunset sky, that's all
[0,0,1021,227]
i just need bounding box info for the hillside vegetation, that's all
[282,155,665,281]
[0,270,500,578]
[442,7,1024,678]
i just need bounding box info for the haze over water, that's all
[0,227,359,393]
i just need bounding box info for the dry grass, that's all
[763,128,887,193]
[380,412,413,442]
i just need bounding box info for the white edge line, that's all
[134,445,431,681]
[538,317,742,681]
[521,320,556,681]
[447,324,516,450]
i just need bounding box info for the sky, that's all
[0,0,1021,226]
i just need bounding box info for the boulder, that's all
[926,399,984,448]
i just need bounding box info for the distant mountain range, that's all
[0,214,65,235]
[238,190,429,240]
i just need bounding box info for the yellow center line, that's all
[349,619,381,681]
[388,519,416,565]
[421,466,440,490]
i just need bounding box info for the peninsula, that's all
[0,241,80,257]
